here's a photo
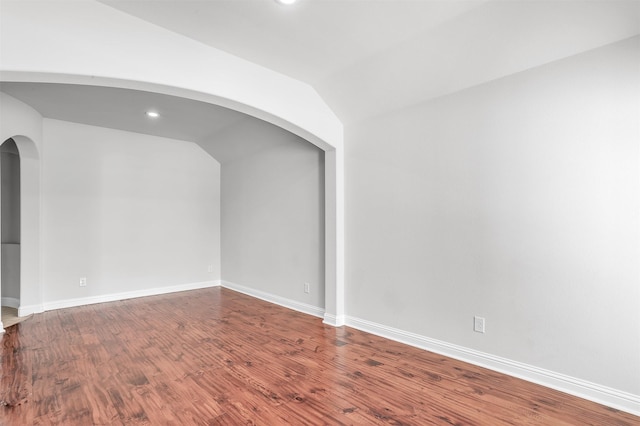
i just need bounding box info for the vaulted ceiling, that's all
[99,0,640,124]
[2,0,638,158]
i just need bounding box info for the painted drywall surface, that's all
[345,37,639,395]
[41,119,220,303]
[1,142,21,301]
[0,92,42,311]
[0,92,43,149]
[215,119,325,309]
[0,0,342,150]
[1,143,20,243]
[1,244,19,300]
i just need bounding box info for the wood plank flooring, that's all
[1,287,638,425]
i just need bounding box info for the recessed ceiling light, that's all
[146,111,160,119]
[275,0,297,4]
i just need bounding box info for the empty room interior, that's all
[1,0,639,424]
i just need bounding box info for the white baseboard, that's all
[18,303,44,317]
[8,279,638,415]
[1,296,20,309]
[345,315,640,416]
[40,280,220,313]
[323,313,345,327]
[221,280,325,319]
[3,297,43,317]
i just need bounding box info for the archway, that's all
[0,130,41,332]
[1,138,21,325]
[1,76,344,326]
[1,0,344,327]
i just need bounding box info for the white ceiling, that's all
[99,0,640,124]
[100,0,483,86]
[2,0,638,157]
[0,82,249,140]
[0,82,315,163]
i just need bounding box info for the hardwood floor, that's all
[1,287,638,425]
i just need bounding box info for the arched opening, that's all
[0,128,41,332]
[1,138,21,326]
[1,0,344,326]
[1,80,343,325]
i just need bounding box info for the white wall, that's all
[0,244,19,304]
[1,140,21,302]
[208,119,325,310]
[0,92,43,314]
[41,119,220,304]
[345,36,639,397]
[1,141,20,243]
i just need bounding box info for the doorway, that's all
[1,138,21,326]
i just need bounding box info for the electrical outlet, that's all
[207,264,213,273]
[304,283,310,294]
[474,316,485,333]
[79,277,87,287]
